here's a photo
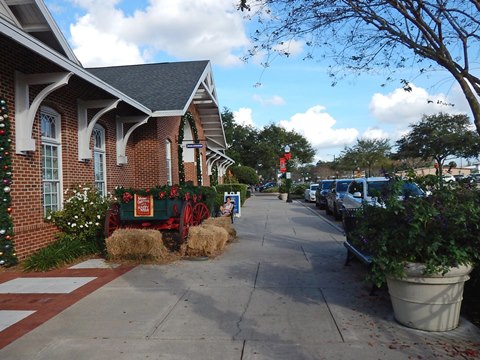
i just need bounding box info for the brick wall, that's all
[0,34,213,260]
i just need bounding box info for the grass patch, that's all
[23,234,100,272]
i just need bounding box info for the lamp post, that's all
[284,145,292,203]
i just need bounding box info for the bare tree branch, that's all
[239,0,480,133]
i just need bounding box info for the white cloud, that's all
[278,105,359,150]
[362,127,390,140]
[252,94,285,106]
[70,14,146,66]
[369,83,461,126]
[69,0,250,67]
[272,39,304,57]
[233,108,255,127]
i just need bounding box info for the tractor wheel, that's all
[178,201,193,240]
[104,203,121,238]
[192,202,210,226]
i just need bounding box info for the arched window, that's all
[166,139,172,185]
[93,125,106,196]
[41,107,62,215]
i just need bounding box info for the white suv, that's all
[342,177,424,238]
[342,177,424,210]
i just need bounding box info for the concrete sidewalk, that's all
[1,195,479,359]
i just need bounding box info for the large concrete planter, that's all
[386,263,473,332]
[279,193,288,200]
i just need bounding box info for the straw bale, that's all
[202,217,237,241]
[185,224,229,257]
[106,229,167,260]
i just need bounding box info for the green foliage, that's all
[278,183,288,193]
[23,233,100,272]
[113,184,216,206]
[177,112,201,185]
[46,185,111,243]
[291,183,308,195]
[352,178,480,287]
[395,113,480,176]
[337,138,392,177]
[229,165,259,185]
[262,186,279,193]
[210,164,219,186]
[221,108,315,180]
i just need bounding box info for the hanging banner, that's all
[279,157,287,173]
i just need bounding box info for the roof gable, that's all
[89,61,227,149]
[0,0,80,64]
[88,61,209,113]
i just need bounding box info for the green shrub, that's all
[23,233,100,271]
[229,165,259,185]
[262,186,279,193]
[278,183,288,193]
[292,183,308,195]
[46,185,111,241]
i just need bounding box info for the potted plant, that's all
[278,183,288,200]
[351,178,480,331]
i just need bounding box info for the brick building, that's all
[0,0,233,260]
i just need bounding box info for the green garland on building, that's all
[210,164,218,186]
[0,98,17,266]
[177,112,202,185]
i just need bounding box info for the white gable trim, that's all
[0,17,150,114]
[78,99,120,161]
[116,115,150,165]
[15,70,73,154]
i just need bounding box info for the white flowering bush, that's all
[46,185,112,242]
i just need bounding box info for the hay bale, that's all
[185,224,229,257]
[106,229,167,260]
[202,217,237,241]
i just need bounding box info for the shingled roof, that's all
[88,60,227,149]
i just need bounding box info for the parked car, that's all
[259,182,276,192]
[443,174,456,183]
[315,180,334,209]
[469,173,480,183]
[342,177,424,211]
[326,179,353,220]
[304,183,319,202]
[341,177,424,239]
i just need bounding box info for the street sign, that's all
[186,143,203,148]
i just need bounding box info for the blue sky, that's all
[44,0,475,163]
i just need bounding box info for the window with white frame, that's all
[41,107,62,216]
[93,125,106,196]
[166,139,172,185]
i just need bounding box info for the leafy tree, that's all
[257,124,315,179]
[221,108,316,180]
[395,113,480,176]
[238,1,480,135]
[229,165,259,185]
[222,108,259,167]
[337,138,392,177]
